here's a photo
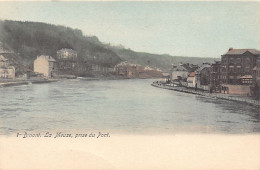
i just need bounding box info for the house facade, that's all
[34,55,57,78]
[115,62,143,78]
[209,61,221,92]
[114,62,162,78]
[195,63,211,91]
[0,55,15,79]
[92,64,114,74]
[187,72,196,88]
[252,57,260,99]
[256,57,260,99]
[220,48,260,85]
[170,64,189,81]
[220,48,260,95]
[57,49,78,73]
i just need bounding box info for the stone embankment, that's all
[152,82,260,108]
[0,79,59,87]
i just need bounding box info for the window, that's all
[229,65,234,72]
[222,57,227,63]
[229,57,234,62]
[236,65,242,72]
[245,67,250,73]
[245,57,250,65]
[236,58,241,63]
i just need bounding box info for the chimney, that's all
[228,47,233,51]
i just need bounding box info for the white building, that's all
[170,64,189,81]
[34,55,57,78]
[0,55,15,79]
[57,48,77,60]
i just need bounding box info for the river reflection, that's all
[0,79,259,135]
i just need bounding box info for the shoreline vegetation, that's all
[152,81,260,108]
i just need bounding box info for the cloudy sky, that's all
[0,1,259,58]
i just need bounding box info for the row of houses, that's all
[34,48,79,78]
[171,62,212,91]
[0,55,15,79]
[170,48,260,99]
[0,43,16,79]
[33,48,117,78]
[114,61,163,78]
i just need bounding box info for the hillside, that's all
[0,20,121,67]
[0,20,219,74]
[111,47,219,71]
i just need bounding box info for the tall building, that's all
[210,61,221,92]
[34,55,57,78]
[252,57,260,99]
[256,57,260,83]
[220,48,260,85]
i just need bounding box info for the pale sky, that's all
[0,1,259,58]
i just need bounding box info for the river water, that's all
[0,79,259,135]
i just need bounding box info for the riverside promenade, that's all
[152,81,260,108]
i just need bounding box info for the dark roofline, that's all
[223,49,260,56]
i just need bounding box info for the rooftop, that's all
[195,63,211,73]
[172,65,188,72]
[224,48,260,55]
[37,55,56,62]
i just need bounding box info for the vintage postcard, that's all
[0,1,259,169]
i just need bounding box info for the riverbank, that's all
[78,75,161,81]
[0,79,59,88]
[152,82,260,108]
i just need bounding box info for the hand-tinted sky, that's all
[0,1,259,58]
